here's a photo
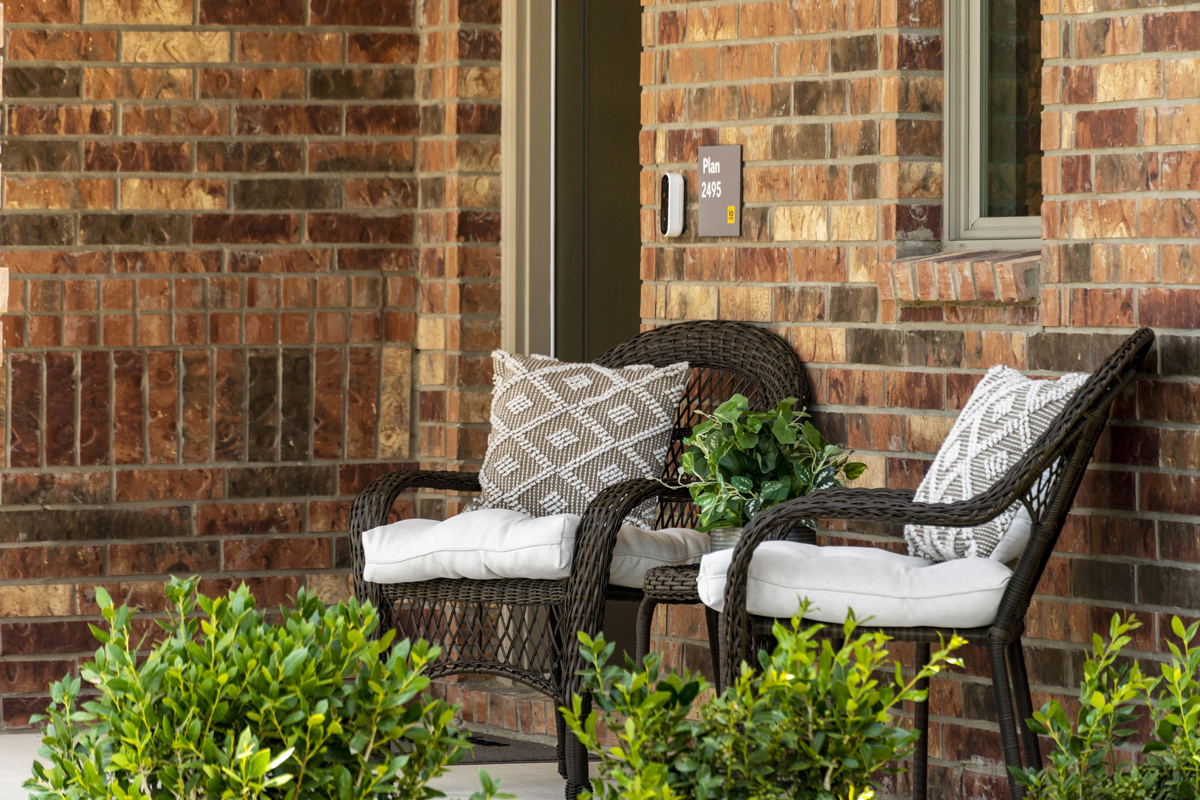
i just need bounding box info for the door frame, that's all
[500,0,554,356]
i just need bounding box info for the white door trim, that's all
[501,0,554,356]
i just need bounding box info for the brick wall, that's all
[0,0,501,729]
[640,0,1200,796]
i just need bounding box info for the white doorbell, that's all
[660,172,684,238]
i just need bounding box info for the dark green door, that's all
[554,0,643,363]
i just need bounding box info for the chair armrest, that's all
[349,469,480,635]
[350,469,482,535]
[572,479,692,578]
[561,478,692,697]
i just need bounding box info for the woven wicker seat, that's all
[716,328,1154,800]
[349,320,808,799]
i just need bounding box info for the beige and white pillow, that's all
[904,366,1088,562]
[467,351,689,529]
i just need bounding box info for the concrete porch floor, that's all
[0,732,569,800]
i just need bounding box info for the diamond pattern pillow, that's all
[466,351,690,529]
[904,366,1088,562]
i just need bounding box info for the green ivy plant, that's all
[563,605,965,800]
[1015,613,1200,800]
[26,576,506,800]
[677,395,866,532]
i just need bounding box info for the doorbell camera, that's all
[660,172,684,238]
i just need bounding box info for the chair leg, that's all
[636,597,658,666]
[555,706,568,779]
[913,642,930,800]
[989,637,1026,800]
[1008,638,1043,772]
[704,605,723,694]
[564,707,591,799]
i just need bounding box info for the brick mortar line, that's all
[5,25,441,33]
[642,104,941,117]
[1047,52,1200,64]
[1046,4,1200,19]
[648,71,945,88]
[645,28,945,46]
[645,153,945,165]
[1045,101,1200,112]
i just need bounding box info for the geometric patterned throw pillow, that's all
[904,366,1089,562]
[465,351,690,529]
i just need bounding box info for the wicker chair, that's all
[349,320,807,799]
[716,327,1154,800]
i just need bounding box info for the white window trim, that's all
[944,0,1042,250]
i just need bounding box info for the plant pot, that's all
[708,524,814,552]
[708,527,744,552]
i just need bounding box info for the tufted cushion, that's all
[363,508,709,588]
[904,366,1088,562]
[697,541,1012,628]
[466,351,690,529]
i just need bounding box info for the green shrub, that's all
[26,576,504,800]
[676,395,865,532]
[563,606,964,800]
[1016,613,1200,800]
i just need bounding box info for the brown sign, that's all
[698,145,742,237]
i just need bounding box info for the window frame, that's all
[944,0,1043,250]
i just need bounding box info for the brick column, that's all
[0,0,497,729]
[412,0,502,519]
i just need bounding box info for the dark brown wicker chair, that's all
[716,327,1154,800]
[349,320,807,799]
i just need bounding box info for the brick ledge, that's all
[878,250,1041,305]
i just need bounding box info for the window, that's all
[946,0,1043,248]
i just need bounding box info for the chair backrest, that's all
[593,320,808,528]
[980,328,1155,632]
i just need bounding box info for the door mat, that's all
[457,732,599,765]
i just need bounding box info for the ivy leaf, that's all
[745,496,763,520]
[801,421,827,451]
[760,480,789,502]
[843,462,867,481]
[771,415,798,444]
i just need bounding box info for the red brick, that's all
[1073,108,1140,149]
[224,537,331,571]
[1143,11,1200,53]
[885,371,943,410]
[1139,288,1200,329]
[5,0,80,22]
[1069,288,1135,328]
[109,542,220,576]
[238,32,342,63]
[194,214,299,245]
[237,105,340,136]
[1143,473,1200,515]
[8,104,113,136]
[200,0,302,25]
[0,661,75,693]
[9,29,115,61]
[122,106,226,136]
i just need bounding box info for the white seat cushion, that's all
[697,541,1012,629]
[610,523,710,588]
[363,508,708,588]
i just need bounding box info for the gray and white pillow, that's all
[467,351,690,529]
[905,366,1089,562]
